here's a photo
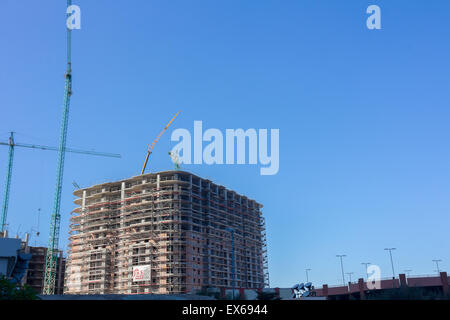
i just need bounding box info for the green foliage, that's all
[0,275,40,300]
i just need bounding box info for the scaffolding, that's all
[65,171,268,294]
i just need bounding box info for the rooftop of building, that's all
[72,170,262,207]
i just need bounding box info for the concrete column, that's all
[80,190,89,291]
[121,182,125,200]
[207,182,212,283]
[119,182,125,293]
[82,190,86,210]
[174,173,178,195]
[57,250,63,294]
[174,183,178,200]
[240,287,246,299]
[274,287,280,299]
[322,284,329,300]
[189,174,193,204]
[399,273,407,287]
[157,174,160,191]
[221,287,226,299]
[358,278,365,300]
[440,271,449,294]
[24,233,30,253]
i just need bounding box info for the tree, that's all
[0,275,40,300]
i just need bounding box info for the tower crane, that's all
[141,111,180,174]
[168,150,181,170]
[43,0,77,295]
[0,131,121,233]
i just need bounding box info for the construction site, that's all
[0,1,270,298]
[65,170,269,294]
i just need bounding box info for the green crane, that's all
[0,131,121,233]
[1,133,15,233]
[43,0,75,295]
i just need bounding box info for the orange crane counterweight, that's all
[141,111,180,175]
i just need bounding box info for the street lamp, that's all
[384,248,396,278]
[336,255,346,286]
[432,259,442,274]
[305,268,311,282]
[361,262,371,280]
[346,272,354,283]
[226,227,235,300]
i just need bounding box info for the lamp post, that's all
[384,248,396,279]
[346,272,354,283]
[305,268,311,282]
[432,259,442,274]
[336,255,346,286]
[226,227,235,300]
[361,262,371,280]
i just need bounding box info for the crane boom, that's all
[141,111,180,175]
[43,0,73,295]
[0,132,121,234]
[0,141,121,158]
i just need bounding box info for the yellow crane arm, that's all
[141,111,180,175]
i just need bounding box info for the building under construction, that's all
[65,170,269,294]
[0,232,65,294]
[25,246,65,294]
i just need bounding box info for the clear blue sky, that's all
[1,0,450,287]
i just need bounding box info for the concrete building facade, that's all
[312,272,450,300]
[0,236,25,279]
[24,246,65,294]
[0,232,65,293]
[65,170,269,294]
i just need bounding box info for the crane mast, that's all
[43,0,73,295]
[0,133,14,233]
